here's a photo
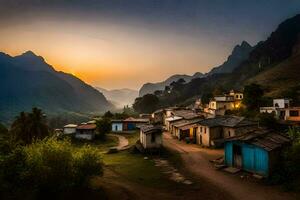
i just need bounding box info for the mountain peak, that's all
[22,50,36,56]
[240,41,251,48]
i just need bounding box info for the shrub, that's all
[0,138,103,198]
[96,118,111,140]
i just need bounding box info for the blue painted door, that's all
[127,123,135,130]
[242,145,255,172]
[254,148,268,176]
[225,142,233,166]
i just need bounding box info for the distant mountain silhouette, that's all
[139,73,204,97]
[0,51,113,123]
[96,87,138,108]
[207,41,253,75]
[138,41,252,97]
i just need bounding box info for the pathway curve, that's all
[110,133,129,150]
[163,132,298,200]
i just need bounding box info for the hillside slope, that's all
[0,51,113,123]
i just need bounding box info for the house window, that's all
[151,134,156,143]
[275,103,279,107]
[228,131,231,137]
[204,128,207,134]
[236,95,238,98]
[290,110,299,117]
[284,103,289,108]
[240,95,242,99]
[200,127,203,133]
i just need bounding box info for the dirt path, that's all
[163,132,298,200]
[110,134,129,150]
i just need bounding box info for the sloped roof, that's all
[141,125,162,134]
[165,116,183,122]
[179,123,199,131]
[226,129,291,151]
[64,124,78,128]
[173,118,202,128]
[76,124,96,130]
[198,116,257,128]
[123,117,149,123]
[172,109,201,119]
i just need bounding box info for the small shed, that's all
[75,124,97,140]
[140,125,163,149]
[224,129,290,177]
[63,124,78,135]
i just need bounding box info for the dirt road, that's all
[110,134,129,150]
[163,132,298,200]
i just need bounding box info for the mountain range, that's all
[96,87,138,108]
[135,14,300,109]
[0,51,113,123]
[139,41,253,96]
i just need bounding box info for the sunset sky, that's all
[1,0,300,90]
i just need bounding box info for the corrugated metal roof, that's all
[198,116,257,128]
[141,125,162,134]
[173,118,202,128]
[226,129,291,151]
[172,110,201,119]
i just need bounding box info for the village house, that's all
[224,129,290,177]
[111,117,149,132]
[197,116,258,147]
[63,124,78,135]
[140,125,163,150]
[166,109,203,132]
[260,98,300,122]
[75,124,97,140]
[205,90,243,116]
[169,118,203,141]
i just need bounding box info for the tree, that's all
[10,108,49,144]
[96,118,111,140]
[243,83,264,110]
[103,111,114,119]
[201,92,213,104]
[257,112,278,129]
[133,94,160,113]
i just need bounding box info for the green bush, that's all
[0,138,103,198]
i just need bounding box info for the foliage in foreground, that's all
[10,108,50,145]
[0,137,103,198]
[270,127,300,191]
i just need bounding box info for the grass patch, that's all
[102,151,174,188]
[71,135,119,152]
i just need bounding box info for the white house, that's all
[63,124,78,135]
[111,120,123,132]
[140,125,163,149]
[75,124,96,140]
[205,90,243,116]
[260,99,300,122]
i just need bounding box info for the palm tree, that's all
[11,108,49,144]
